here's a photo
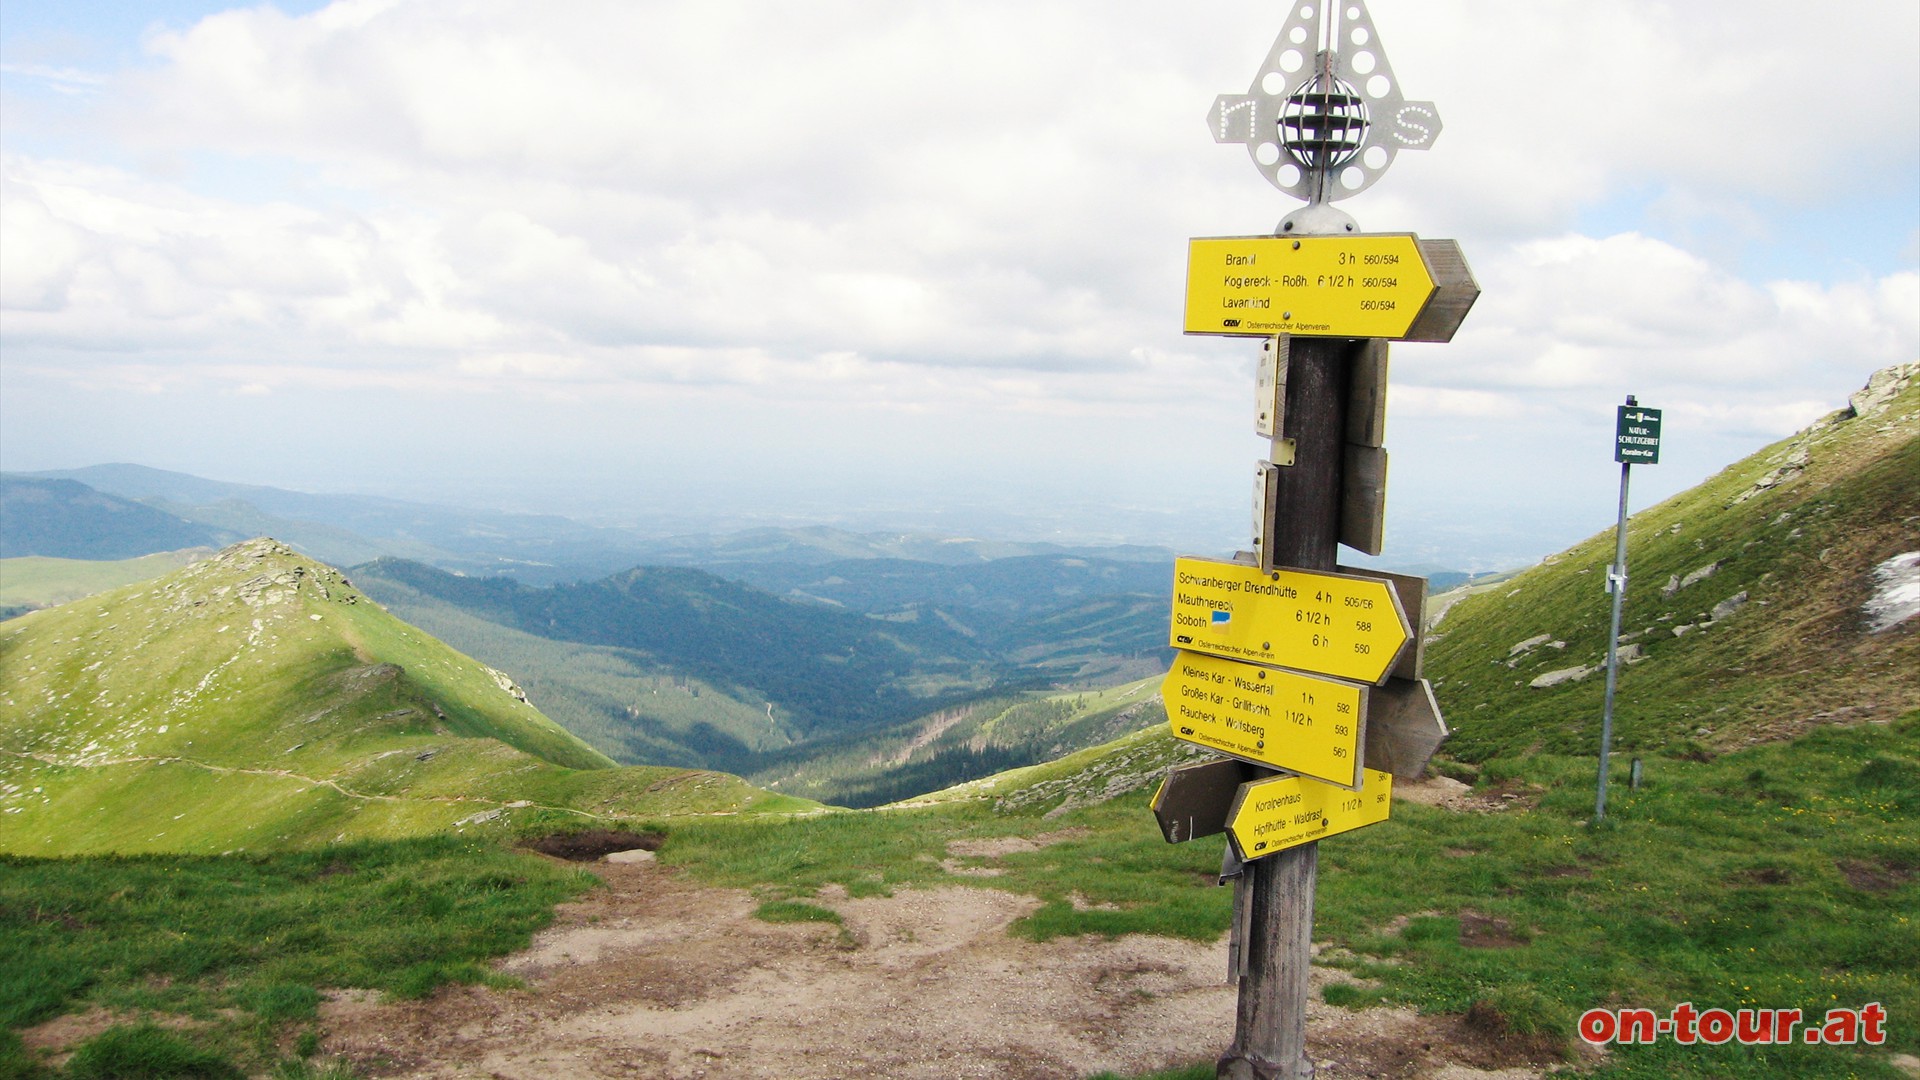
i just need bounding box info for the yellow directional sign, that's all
[1227,768,1393,860]
[1184,234,1475,341]
[1168,556,1410,684]
[1163,650,1368,788]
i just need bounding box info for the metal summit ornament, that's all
[1207,1,1442,212]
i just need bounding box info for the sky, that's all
[2,0,1916,572]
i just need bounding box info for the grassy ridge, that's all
[0,540,816,857]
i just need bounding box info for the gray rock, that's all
[1509,634,1552,656]
[1530,666,1596,689]
[1710,592,1750,622]
[605,848,656,865]
[1677,562,1722,591]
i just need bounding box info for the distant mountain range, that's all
[7,463,1182,585]
[0,476,224,560]
[2,463,1190,803]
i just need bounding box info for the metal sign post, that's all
[1166,4,1476,1077]
[1597,397,1662,821]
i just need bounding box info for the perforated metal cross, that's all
[1208,0,1442,204]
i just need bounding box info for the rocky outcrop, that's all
[1848,361,1919,419]
[1734,362,1917,504]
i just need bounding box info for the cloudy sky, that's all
[3,0,1915,570]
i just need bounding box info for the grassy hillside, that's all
[1426,365,1919,766]
[323,576,796,771]
[0,539,814,856]
[746,676,1171,808]
[352,558,1007,734]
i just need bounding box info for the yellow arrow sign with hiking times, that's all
[1163,650,1369,788]
[1168,556,1410,684]
[1185,234,1436,339]
[1227,768,1393,860]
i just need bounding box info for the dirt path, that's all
[318,853,1553,1080]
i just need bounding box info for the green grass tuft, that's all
[0,837,590,1031]
[63,1023,243,1080]
[752,900,843,926]
[1084,1065,1215,1080]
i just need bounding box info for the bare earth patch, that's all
[315,859,1548,1079]
[1394,776,1541,814]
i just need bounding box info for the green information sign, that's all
[1615,405,1662,464]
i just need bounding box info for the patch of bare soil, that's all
[1395,776,1541,813]
[1458,912,1526,950]
[524,830,666,861]
[315,860,1552,1079]
[21,1008,209,1073]
[1837,857,1915,894]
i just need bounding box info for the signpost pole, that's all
[1219,336,1349,1080]
[1185,5,1471,1075]
[1596,394,1638,822]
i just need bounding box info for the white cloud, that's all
[1389,235,1920,445]
[2,0,1914,559]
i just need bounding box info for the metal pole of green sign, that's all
[1598,396,1661,821]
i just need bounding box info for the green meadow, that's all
[5,711,1913,1078]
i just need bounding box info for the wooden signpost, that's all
[1158,3,1478,1075]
